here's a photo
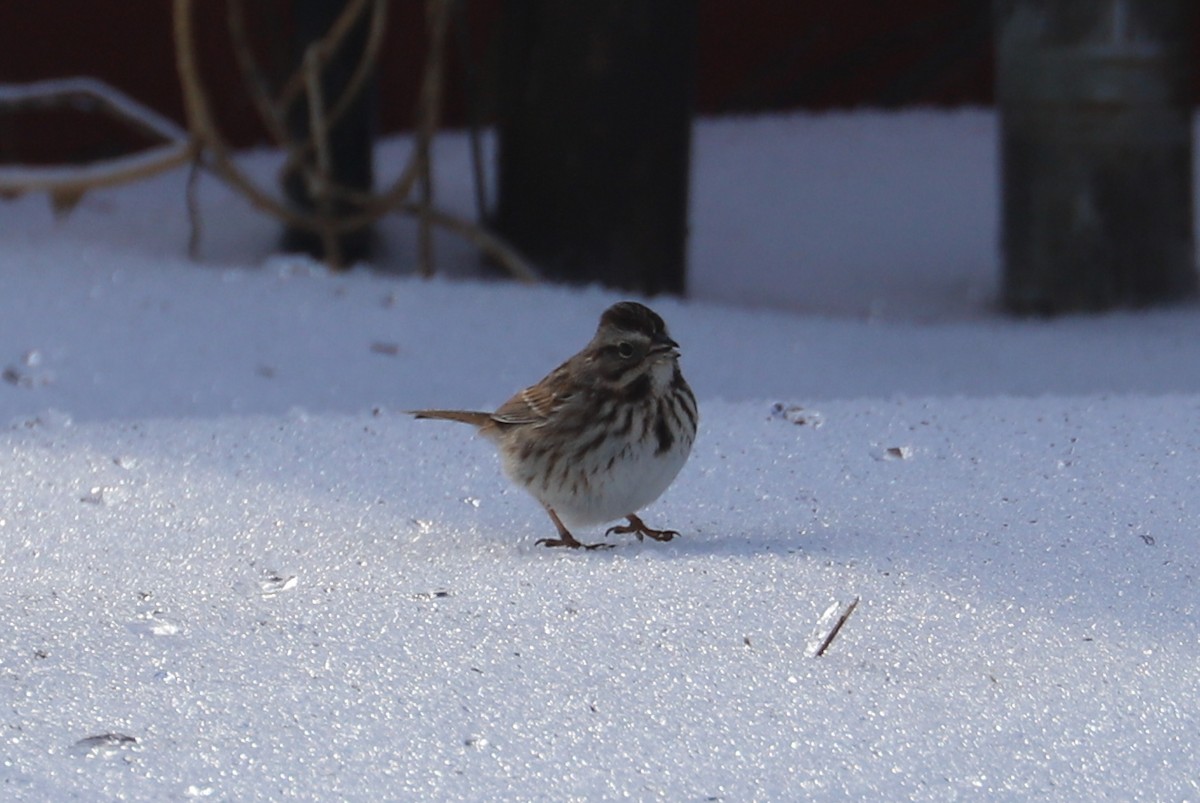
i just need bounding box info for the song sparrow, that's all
[411,301,698,549]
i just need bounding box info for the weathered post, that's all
[994,0,1195,313]
[494,1,697,295]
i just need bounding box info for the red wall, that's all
[0,2,1040,164]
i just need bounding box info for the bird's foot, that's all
[538,507,613,549]
[605,514,679,542]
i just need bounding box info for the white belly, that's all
[540,426,694,527]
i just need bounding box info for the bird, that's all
[411,301,697,549]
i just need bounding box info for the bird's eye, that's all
[616,341,635,358]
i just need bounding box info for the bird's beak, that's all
[650,332,680,356]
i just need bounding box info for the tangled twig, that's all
[0,78,197,212]
[0,1,536,281]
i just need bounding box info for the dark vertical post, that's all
[282,0,377,264]
[994,0,1196,314]
[494,0,697,295]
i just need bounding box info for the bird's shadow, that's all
[543,524,816,560]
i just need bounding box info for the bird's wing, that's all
[491,369,572,426]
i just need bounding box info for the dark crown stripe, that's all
[600,301,666,337]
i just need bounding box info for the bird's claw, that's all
[605,515,679,542]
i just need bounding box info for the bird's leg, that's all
[605,513,679,542]
[536,507,613,550]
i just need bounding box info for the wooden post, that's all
[494,0,697,295]
[994,0,1196,313]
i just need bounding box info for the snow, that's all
[2,110,1199,800]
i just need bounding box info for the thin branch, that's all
[229,0,382,194]
[0,77,188,143]
[0,78,196,199]
[814,597,860,657]
[320,0,388,137]
[451,0,490,220]
[175,0,308,225]
[225,0,292,146]
[415,0,452,276]
[185,153,203,258]
[405,203,539,283]
[303,43,342,267]
[0,142,195,198]
[274,0,373,112]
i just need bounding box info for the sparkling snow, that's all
[1,111,1198,800]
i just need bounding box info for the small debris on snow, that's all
[3,349,54,388]
[412,589,453,600]
[874,445,914,461]
[259,573,298,598]
[7,409,73,430]
[127,611,182,637]
[79,485,129,506]
[71,733,138,759]
[370,341,402,356]
[408,518,435,537]
[770,402,824,428]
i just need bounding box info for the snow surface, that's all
[2,111,1199,800]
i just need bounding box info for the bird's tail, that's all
[409,409,495,427]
